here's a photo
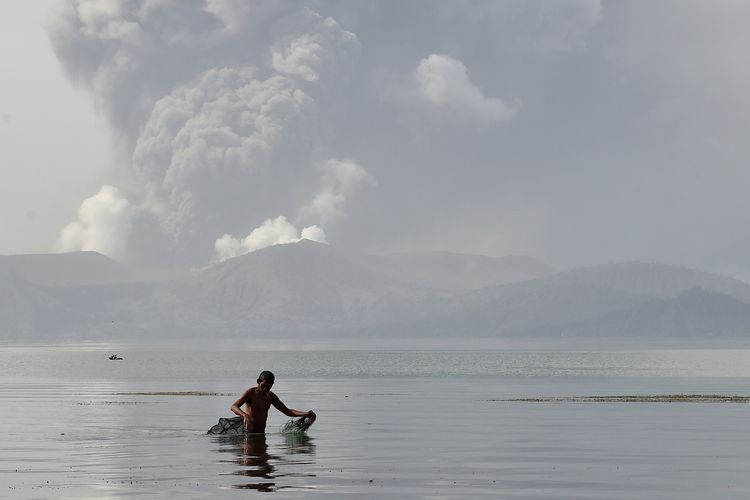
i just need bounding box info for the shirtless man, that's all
[231,370,316,433]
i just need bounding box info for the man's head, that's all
[256,370,275,393]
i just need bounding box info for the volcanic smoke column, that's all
[49,1,365,266]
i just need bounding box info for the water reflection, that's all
[213,433,316,491]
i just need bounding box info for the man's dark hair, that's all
[258,370,275,384]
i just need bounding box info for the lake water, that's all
[2,347,750,498]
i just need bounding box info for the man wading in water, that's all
[231,371,316,433]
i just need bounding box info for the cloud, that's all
[300,158,369,225]
[132,66,313,238]
[271,10,358,82]
[300,224,327,242]
[57,185,134,260]
[213,216,326,261]
[48,2,359,138]
[74,0,141,41]
[212,157,368,261]
[414,54,520,126]
[202,0,257,34]
[271,33,331,82]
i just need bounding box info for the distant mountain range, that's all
[2,240,750,341]
[0,251,133,287]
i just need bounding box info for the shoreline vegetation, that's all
[496,394,750,403]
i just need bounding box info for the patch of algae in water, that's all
[114,391,233,396]
[77,401,149,405]
[498,394,750,403]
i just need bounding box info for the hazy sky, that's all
[2,1,750,279]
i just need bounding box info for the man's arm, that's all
[270,392,315,419]
[231,389,254,429]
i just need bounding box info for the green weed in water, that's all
[280,420,307,435]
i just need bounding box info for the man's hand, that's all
[243,414,254,431]
[306,410,316,421]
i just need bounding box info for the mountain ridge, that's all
[2,242,750,340]
[0,251,133,287]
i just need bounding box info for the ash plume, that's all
[49,1,364,267]
[48,1,612,270]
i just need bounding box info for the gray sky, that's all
[2,1,750,279]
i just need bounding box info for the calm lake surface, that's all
[2,347,750,498]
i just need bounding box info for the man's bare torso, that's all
[243,387,276,432]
